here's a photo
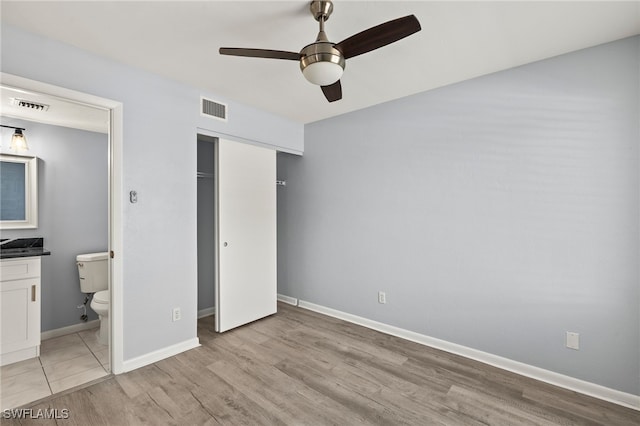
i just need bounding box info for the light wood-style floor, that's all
[4,302,639,425]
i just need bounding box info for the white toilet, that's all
[77,252,109,345]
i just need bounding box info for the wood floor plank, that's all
[208,341,371,425]
[522,386,640,426]
[5,303,639,425]
[271,341,483,425]
[291,321,410,366]
[47,390,108,426]
[156,352,278,425]
[445,384,566,426]
[274,357,427,425]
[209,360,316,424]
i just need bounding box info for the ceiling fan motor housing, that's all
[300,42,345,86]
[310,1,334,22]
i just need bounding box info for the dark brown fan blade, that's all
[321,80,342,102]
[219,48,300,61]
[334,15,421,59]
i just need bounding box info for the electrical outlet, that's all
[172,307,181,322]
[378,291,386,304]
[566,331,579,350]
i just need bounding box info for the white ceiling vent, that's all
[201,97,227,122]
[10,98,50,112]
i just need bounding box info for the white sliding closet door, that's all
[215,139,277,332]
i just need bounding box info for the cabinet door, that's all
[0,278,40,354]
[215,139,277,332]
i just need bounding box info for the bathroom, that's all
[0,90,110,409]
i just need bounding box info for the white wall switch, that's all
[566,331,579,350]
[378,291,386,304]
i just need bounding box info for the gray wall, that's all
[277,36,639,395]
[197,137,215,312]
[1,118,108,332]
[2,24,303,361]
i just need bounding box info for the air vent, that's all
[201,97,227,121]
[10,98,50,112]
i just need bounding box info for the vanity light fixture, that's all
[0,125,29,152]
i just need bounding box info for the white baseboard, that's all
[297,300,640,411]
[41,320,100,341]
[277,293,298,306]
[121,338,200,373]
[198,307,215,318]
[0,346,39,366]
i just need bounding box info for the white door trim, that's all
[0,72,125,374]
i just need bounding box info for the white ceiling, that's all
[1,1,639,125]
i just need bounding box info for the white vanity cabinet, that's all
[0,256,41,366]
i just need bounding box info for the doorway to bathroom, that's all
[0,73,124,409]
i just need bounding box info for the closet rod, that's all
[197,172,214,179]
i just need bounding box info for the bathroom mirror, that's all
[0,154,38,229]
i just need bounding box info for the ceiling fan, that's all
[219,0,421,103]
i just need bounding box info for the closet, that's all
[197,136,276,332]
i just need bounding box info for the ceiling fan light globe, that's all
[302,61,344,86]
[300,42,345,86]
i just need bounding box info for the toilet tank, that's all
[76,252,109,293]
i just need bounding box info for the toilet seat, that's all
[93,290,109,304]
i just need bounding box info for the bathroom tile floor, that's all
[0,328,109,410]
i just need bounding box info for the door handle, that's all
[31,285,36,302]
[223,242,228,247]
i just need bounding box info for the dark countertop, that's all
[0,248,51,259]
[0,237,51,259]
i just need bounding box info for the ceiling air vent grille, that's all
[10,98,50,112]
[201,97,227,121]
